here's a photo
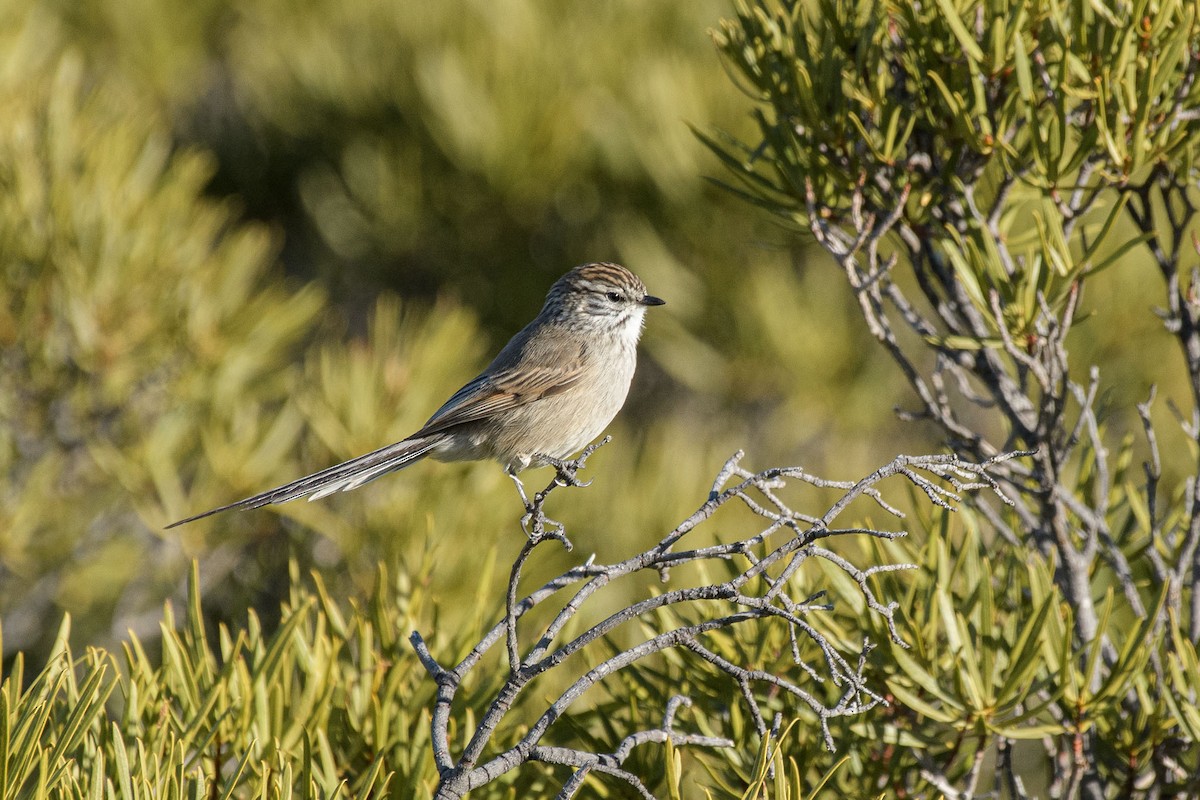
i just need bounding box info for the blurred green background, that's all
[0,0,1177,675]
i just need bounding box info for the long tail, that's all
[166,437,439,528]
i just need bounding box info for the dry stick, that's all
[409,631,455,775]
[413,451,1022,799]
[1129,178,1200,641]
[1138,388,1169,583]
[506,438,610,674]
[505,538,537,676]
[536,697,732,800]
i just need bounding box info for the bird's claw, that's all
[509,443,611,549]
[542,455,593,488]
[554,468,592,488]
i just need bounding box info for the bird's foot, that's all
[509,438,612,549]
[539,455,594,489]
[534,436,611,489]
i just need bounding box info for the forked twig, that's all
[411,450,1021,799]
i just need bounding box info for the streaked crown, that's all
[542,262,665,324]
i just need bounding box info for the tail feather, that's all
[166,437,438,528]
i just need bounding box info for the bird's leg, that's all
[506,468,532,509]
[508,439,611,546]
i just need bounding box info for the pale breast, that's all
[429,319,644,470]
[491,334,638,465]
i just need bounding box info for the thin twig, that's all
[414,451,1022,798]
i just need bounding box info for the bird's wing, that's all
[414,344,587,437]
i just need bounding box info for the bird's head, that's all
[543,262,665,334]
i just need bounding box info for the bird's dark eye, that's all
[605,291,622,302]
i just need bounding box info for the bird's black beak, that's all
[641,295,666,307]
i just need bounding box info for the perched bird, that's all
[167,262,664,528]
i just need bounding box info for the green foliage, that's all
[46,0,769,337]
[710,0,1198,205]
[0,4,537,662]
[905,520,1195,794]
[708,0,1200,346]
[0,0,916,670]
[0,564,429,798]
[0,25,319,657]
[7,0,1200,795]
[1,558,862,799]
[32,0,921,475]
[705,0,1200,794]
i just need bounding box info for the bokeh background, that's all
[0,0,1175,674]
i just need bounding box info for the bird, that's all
[167,262,664,528]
